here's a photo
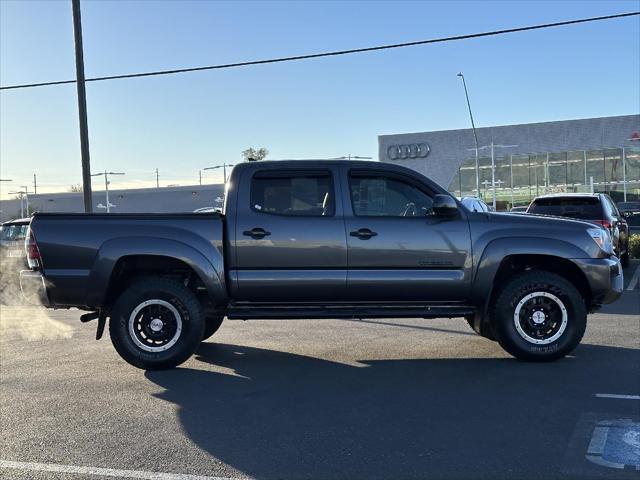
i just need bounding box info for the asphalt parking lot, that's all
[1,264,639,480]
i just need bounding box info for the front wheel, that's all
[492,271,586,362]
[109,277,205,370]
[202,315,224,341]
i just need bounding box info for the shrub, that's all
[629,234,640,259]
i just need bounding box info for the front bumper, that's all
[573,257,623,305]
[19,270,50,307]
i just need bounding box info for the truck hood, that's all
[467,211,608,259]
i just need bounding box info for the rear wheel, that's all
[109,277,204,370]
[491,270,586,361]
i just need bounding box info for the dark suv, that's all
[617,201,640,235]
[527,194,629,266]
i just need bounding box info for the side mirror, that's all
[432,194,459,216]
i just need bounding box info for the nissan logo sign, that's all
[387,143,430,160]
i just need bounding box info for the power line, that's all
[1,11,637,91]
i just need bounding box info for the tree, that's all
[69,184,83,192]
[241,147,269,162]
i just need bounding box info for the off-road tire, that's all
[492,270,586,362]
[621,249,629,268]
[464,315,496,341]
[109,277,204,370]
[202,315,224,341]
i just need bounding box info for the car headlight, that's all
[587,227,613,255]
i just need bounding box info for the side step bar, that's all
[226,304,476,320]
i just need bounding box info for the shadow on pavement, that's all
[146,342,640,480]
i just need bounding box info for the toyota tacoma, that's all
[20,160,623,369]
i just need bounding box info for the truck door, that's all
[342,167,473,302]
[230,167,348,302]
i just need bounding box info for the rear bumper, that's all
[573,257,623,305]
[19,270,50,307]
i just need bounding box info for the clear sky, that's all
[1,0,638,197]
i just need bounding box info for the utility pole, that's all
[155,168,159,188]
[33,173,37,194]
[9,186,29,217]
[457,73,481,198]
[72,0,93,213]
[199,170,202,185]
[204,163,235,184]
[91,170,125,213]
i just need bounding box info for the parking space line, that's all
[627,264,640,291]
[595,394,640,400]
[0,460,239,480]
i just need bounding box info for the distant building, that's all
[0,184,225,222]
[379,114,640,209]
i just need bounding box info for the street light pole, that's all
[204,163,235,184]
[91,170,125,213]
[72,0,93,213]
[457,73,481,198]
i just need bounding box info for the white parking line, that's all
[627,264,640,291]
[0,460,239,480]
[595,393,640,400]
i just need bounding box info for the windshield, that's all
[527,197,603,220]
[0,224,28,241]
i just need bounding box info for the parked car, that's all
[21,161,622,369]
[1,218,30,305]
[527,193,629,266]
[617,201,640,235]
[460,196,490,213]
[0,218,29,262]
[510,206,529,213]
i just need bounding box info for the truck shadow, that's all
[146,343,639,480]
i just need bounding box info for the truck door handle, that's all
[243,227,271,239]
[350,228,377,240]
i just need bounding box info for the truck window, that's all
[528,197,602,219]
[250,171,334,216]
[349,175,433,217]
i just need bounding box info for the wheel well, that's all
[104,255,208,309]
[490,254,592,309]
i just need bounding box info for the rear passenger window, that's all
[251,171,334,216]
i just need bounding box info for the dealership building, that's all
[379,114,640,209]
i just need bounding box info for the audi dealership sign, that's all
[387,143,431,160]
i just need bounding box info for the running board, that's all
[226,304,476,320]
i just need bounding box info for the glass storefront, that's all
[448,147,640,210]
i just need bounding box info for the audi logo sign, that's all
[387,143,431,160]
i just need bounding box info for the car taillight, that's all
[593,220,612,230]
[25,227,42,269]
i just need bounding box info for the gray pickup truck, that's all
[21,160,623,369]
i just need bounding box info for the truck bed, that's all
[30,213,225,308]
